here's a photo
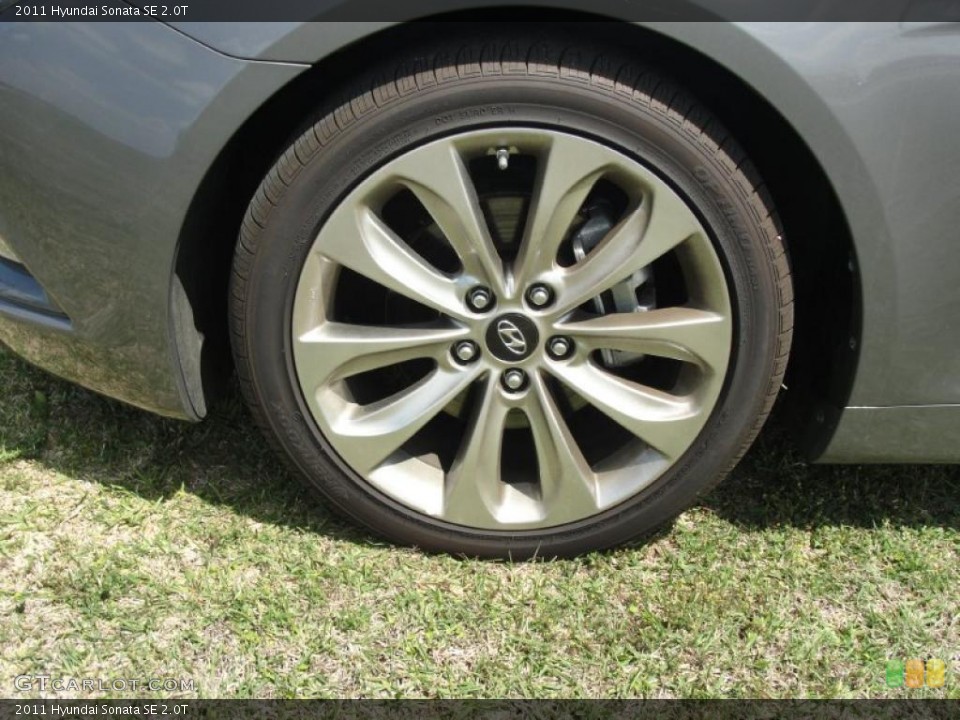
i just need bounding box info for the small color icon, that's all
[926,659,946,688]
[886,657,947,688]
[885,659,905,688]
[905,658,925,688]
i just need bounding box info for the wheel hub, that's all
[485,313,540,363]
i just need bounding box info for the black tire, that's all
[229,30,792,559]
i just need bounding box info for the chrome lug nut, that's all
[452,341,479,364]
[547,336,573,360]
[501,369,528,392]
[466,286,494,312]
[526,284,553,309]
[496,148,510,171]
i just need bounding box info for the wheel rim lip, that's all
[290,126,733,531]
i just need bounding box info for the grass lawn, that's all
[0,345,957,699]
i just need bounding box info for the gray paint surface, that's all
[0,18,958,460]
[0,21,305,416]
[819,405,960,463]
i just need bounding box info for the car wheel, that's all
[229,32,792,558]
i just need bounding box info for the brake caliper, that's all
[570,198,655,367]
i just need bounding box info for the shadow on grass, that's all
[0,348,380,547]
[2,348,958,545]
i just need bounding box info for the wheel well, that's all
[173,15,859,454]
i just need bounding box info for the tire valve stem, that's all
[496,148,510,171]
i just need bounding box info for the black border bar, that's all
[1,700,959,719]
[2,0,960,22]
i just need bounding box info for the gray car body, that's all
[0,14,958,463]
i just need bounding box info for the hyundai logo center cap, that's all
[486,313,539,362]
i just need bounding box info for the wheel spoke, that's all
[525,374,599,523]
[557,189,699,314]
[557,307,730,371]
[318,204,467,319]
[296,321,469,386]
[548,361,703,460]
[515,134,613,286]
[324,364,483,474]
[443,377,509,526]
[389,139,506,293]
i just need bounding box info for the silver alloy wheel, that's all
[292,128,732,530]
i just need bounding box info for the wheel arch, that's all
[172,14,860,457]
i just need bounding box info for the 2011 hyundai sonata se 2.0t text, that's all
[1,16,958,557]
